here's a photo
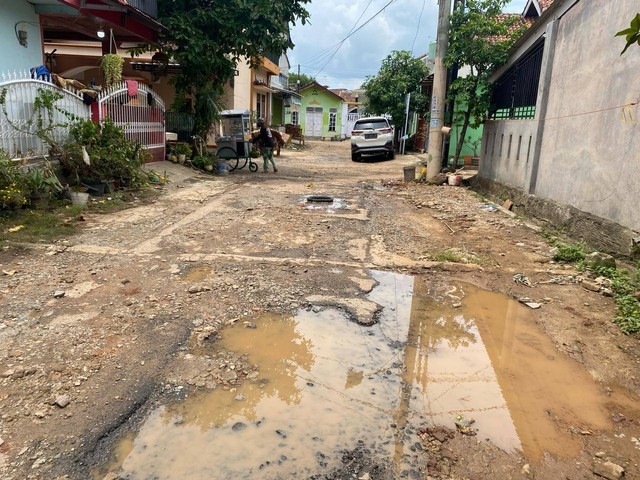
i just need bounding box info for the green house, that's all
[297,81,345,139]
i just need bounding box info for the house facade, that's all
[0,0,166,160]
[298,81,345,139]
[478,0,640,253]
[0,1,44,73]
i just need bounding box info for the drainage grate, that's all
[306,195,334,203]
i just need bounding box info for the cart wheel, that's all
[249,160,258,172]
[217,147,239,171]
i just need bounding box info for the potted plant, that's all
[174,143,192,164]
[26,164,63,208]
[101,54,124,86]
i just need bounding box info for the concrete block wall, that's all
[479,0,640,235]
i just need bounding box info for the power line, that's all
[313,0,401,78]
[411,0,427,53]
[299,0,375,66]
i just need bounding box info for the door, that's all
[306,107,323,137]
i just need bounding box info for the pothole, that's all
[301,194,346,211]
[94,272,640,479]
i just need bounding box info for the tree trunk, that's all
[453,108,472,169]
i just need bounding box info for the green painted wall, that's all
[448,101,483,165]
[272,97,283,126]
[299,85,343,138]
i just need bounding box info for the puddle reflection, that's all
[98,272,639,479]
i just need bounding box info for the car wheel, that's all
[388,150,395,160]
[351,153,361,162]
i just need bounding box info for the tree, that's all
[288,72,314,90]
[362,50,430,144]
[445,0,524,164]
[157,0,310,137]
[616,13,640,55]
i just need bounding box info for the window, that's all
[291,110,299,125]
[490,39,545,120]
[329,108,337,132]
[256,93,267,120]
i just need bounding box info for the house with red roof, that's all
[477,0,640,255]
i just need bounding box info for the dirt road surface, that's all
[1,141,639,480]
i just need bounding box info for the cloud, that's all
[289,0,526,90]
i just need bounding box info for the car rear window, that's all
[354,120,389,130]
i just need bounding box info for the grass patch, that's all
[0,188,162,245]
[431,247,482,265]
[553,242,587,262]
[590,265,640,334]
[0,207,79,243]
[542,233,640,334]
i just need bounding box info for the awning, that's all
[253,83,277,94]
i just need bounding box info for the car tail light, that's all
[378,128,392,133]
[351,130,363,136]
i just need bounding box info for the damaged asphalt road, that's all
[1,141,640,480]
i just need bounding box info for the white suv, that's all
[350,117,395,161]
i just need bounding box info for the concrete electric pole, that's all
[426,0,452,179]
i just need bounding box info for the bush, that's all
[61,118,147,188]
[0,153,28,210]
[591,265,640,334]
[553,242,586,262]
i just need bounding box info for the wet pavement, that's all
[97,271,639,479]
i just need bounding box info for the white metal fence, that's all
[97,82,166,161]
[0,70,90,158]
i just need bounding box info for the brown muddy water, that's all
[97,271,638,479]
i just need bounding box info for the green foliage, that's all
[552,242,587,262]
[0,88,77,154]
[445,0,526,162]
[289,72,314,89]
[591,265,640,334]
[174,143,192,157]
[100,54,124,86]
[61,118,147,188]
[0,208,77,242]
[155,0,310,137]
[25,163,63,196]
[616,13,640,55]
[191,154,216,170]
[0,153,27,210]
[362,50,430,134]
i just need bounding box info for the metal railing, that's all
[490,39,545,120]
[97,81,166,161]
[0,70,90,158]
[126,0,158,18]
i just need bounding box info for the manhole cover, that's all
[306,195,334,203]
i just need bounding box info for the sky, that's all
[288,0,528,90]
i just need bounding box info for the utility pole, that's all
[426,0,452,179]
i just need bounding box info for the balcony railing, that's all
[270,75,290,91]
[126,0,158,18]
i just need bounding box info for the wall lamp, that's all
[97,28,106,39]
[15,23,29,47]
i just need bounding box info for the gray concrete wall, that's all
[480,0,640,235]
[535,1,640,232]
[479,119,537,190]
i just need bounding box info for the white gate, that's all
[346,112,366,138]
[97,82,165,162]
[0,71,90,158]
[305,107,323,137]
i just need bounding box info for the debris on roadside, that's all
[513,273,533,287]
[454,415,476,436]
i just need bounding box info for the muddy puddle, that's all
[181,265,212,282]
[97,272,638,479]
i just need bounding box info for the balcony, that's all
[126,0,158,19]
